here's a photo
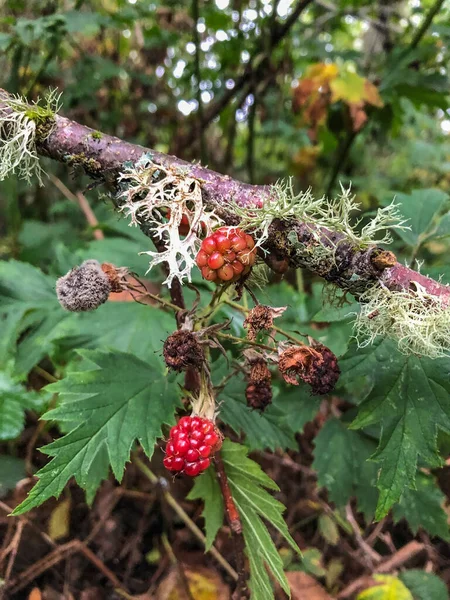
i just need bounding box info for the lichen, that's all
[91,131,103,140]
[117,153,222,287]
[0,89,61,185]
[353,282,450,358]
[231,179,409,249]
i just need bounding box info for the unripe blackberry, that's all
[56,260,111,312]
[163,416,222,477]
[196,227,257,284]
[163,330,204,372]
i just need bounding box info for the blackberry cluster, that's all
[163,416,222,477]
[196,227,256,283]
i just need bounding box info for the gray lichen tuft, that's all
[56,260,111,312]
[0,89,61,185]
[354,282,450,358]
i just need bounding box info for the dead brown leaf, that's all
[157,566,230,600]
[286,572,333,600]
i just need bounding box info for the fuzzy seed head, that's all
[56,260,111,312]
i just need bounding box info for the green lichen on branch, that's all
[232,180,409,249]
[0,89,61,184]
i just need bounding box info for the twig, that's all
[337,540,425,599]
[408,0,445,51]
[5,539,128,595]
[376,540,425,573]
[345,503,382,568]
[192,0,207,165]
[2,520,24,585]
[133,455,238,581]
[49,174,104,240]
[162,533,195,600]
[178,0,314,148]
[214,453,248,600]
[216,331,275,352]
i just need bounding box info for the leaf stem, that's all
[214,453,248,599]
[216,331,274,352]
[133,455,238,581]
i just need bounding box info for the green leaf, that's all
[312,418,378,518]
[357,575,413,600]
[340,338,450,518]
[187,467,224,551]
[393,474,450,540]
[399,570,449,600]
[193,441,301,599]
[318,514,339,545]
[219,377,297,451]
[13,349,180,514]
[56,301,175,365]
[393,189,449,247]
[0,456,27,498]
[298,548,326,577]
[0,260,69,377]
[0,371,48,440]
[277,386,322,435]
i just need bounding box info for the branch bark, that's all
[1,87,450,304]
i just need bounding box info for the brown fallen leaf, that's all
[28,589,42,600]
[286,572,333,600]
[157,566,230,600]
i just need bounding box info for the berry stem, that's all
[216,331,275,352]
[214,453,248,599]
[133,455,238,581]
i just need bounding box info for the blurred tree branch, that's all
[178,0,315,151]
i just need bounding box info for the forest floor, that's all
[1,405,450,600]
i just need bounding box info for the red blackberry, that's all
[163,416,222,477]
[196,227,257,283]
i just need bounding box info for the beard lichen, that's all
[354,282,450,358]
[117,153,222,287]
[0,89,61,185]
[232,179,408,249]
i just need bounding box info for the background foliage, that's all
[1,0,450,598]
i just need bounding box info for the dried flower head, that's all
[246,381,273,411]
[56,259,111,312]
[163,330,204,372]
[278,342,340,395]
[243,304,287,341]
[100,262,128,293]
[245,351,272,411]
